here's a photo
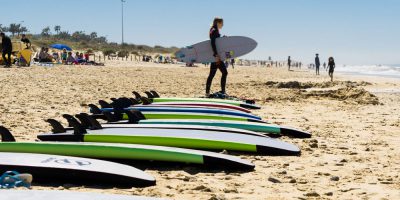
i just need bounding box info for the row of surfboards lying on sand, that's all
[0,91,311,188]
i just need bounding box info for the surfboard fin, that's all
[88,104,102,114]
[117,97,134,108]
[0,126,16,142]
[77,113,103,130]
[98,100,112,108]
[140,97,152,105]
[150,90,160,98]
[111,98,132,109]
[130,110,146,120]
[102,112,121,122]
[124,110,141,123]
[74,114,92,129]
[130,98,140,105]
[62,114,87,135]
[144,91,154,98]
[46,119,67,133]
[132,91,142,100]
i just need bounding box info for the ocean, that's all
[335,64,400,79]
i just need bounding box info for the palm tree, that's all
[54,25,61,34]
[8,23,21,36]
[41,26,51,37]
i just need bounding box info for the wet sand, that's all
[1,61,399,199]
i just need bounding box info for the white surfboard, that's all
[0,190,165,200]
[175,36,257,63]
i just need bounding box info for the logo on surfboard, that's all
[41,157,92,166]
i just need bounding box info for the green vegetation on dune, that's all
[0,23,179,55]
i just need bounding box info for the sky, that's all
[1,0,399,65]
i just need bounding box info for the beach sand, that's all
[0,61,399,199]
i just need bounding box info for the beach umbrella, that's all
[50,44,72,51]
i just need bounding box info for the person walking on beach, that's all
[1,32,13,67]
[323,62,326,69]
[287,56,291,71]
[328,57,335,82]
[315,54,320,75]
[205,17,228,97]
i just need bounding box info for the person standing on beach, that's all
[315,54,320,75]
[21,34,31,49]
[328,57,335,81]
[1,32,13,67]
[323,62,326,69]
[205,17,228,97]
[287,56,291,70]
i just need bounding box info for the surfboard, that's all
[138,119,311,138]
[89,105,263,123]
[148,97,261,109]
[88,110,310,138]
[0,127,254,170]
[0,152,155,187]
[37,125,300,156]
[1,190,164,200]
[140,102,252,113]
[53,115,266,137]
[175,36,257,64]
[133,91,261,109]
[98,106,261,120]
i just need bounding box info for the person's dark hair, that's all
[212,17,223,27]
[21,34,26,37]
[0,32,5,37]
[329,57,334,63]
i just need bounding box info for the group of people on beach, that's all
[0,32,104,67]
[36,47,91,65]
[314,54,336,81]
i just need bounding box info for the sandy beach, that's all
[1,61,399,199]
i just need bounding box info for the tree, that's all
[93,36,107,44]
[55,31,70,40]
[41,26,51,37]
[54,25,61,34]
[8,23,21,36]
[0,24,7,32]
[16,26,28,35]
[71,31,90,42]
[89,32,97,39]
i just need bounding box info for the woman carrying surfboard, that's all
[205,17,228,97]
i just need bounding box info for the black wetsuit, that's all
[206,25,227,94]
[328,61,335,73]
[2,36,12,66]
[315,56,320,75]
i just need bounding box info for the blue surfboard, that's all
[99,106,262,120]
